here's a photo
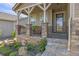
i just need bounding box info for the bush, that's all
[11,31,16,38]
[8,42,21,51]
[27,43,35,51]
[0,47,12,55]
[0,31,2,38]
[26,38,47,55]
[9,51,17,56]
[32,26,40,31]
[0,42,5,47]
[14,42,21,50]
[38,38,47,52]
[8,43,13,47]
[26,43,39,55]
[32,26,37,31]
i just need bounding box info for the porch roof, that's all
[13,3,68,15]
[12,3,41,12]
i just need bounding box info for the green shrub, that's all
[0,42,5,47]
[14,42,21,50]
[0,47,12,56]
[38,38,47,52]
[26,43,35,51]
[0,31,2,38]
[8,43,13,48]
[8,42,21,50]
[26,38,47,54]
[9,51,17,56]
[11,31,16,38]
[32,26,38,31]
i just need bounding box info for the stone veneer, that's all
[70,19,79,55]
[41,23,48,37]
[26,24,31,37]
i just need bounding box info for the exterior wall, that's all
[0,20,15,38]
[70,3,79,53]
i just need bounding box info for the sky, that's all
[0,3,28,17]
[0,3,17,15]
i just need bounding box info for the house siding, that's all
[70,4,79,53]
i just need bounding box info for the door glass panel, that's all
[56,13,64,32]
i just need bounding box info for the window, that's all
[31,16,36,26]
[40,13,48,23]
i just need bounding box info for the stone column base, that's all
[15,25,19,40]
[26,24,31,37]
[42,23,48,38]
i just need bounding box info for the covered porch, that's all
[14,3,72,51]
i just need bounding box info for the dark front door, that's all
[56,13,64,32]
[48,12,67,39]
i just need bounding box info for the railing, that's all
[30,25,42,36]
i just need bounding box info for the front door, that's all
[54,12,65,33]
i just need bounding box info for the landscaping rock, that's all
[18,47,27,56]
[0,54,3,56]
[36,53,42,56]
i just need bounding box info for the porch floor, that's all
[42,38,69,56]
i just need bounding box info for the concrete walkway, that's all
[42,38,69,56]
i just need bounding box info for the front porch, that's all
[15,3,71,54]
[17,3,69,39]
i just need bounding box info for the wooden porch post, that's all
[38,3,51,38]
[44,4,46,23]
[26,8,31,37]
[24,7,35,37]
[42,4,47,37]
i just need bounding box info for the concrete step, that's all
[48,33,67,39]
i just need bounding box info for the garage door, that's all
[0,21,15,38]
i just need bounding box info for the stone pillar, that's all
[42,8,48,38]
[16,11,21,37]
[26,24,31,37]
[42,23,48,38]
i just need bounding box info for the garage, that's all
[0,12,17,38]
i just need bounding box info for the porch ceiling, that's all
[17,3,68,15]
[48,3,68,11]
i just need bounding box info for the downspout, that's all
[68,3,74,52]
[68,17,71,51]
